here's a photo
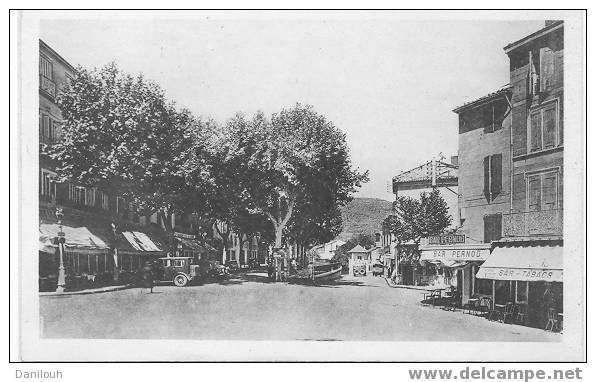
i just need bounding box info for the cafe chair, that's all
[515,304,528,325]
[478,297,493,318]
[545,308,559,331]
[462,295,480,315]
[502,302,518,324]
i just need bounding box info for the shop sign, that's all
[480,267,563,282]
[428,234,466,245]
[428,248,490,261]
[173,232,196,239]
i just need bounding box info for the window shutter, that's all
[483,156,490,203]
[543,106,556,148]
[530,111,542,152]
[483,215,493,243]
[528,176,542,212]
[542,174,557,210]
[540,48,555,92]
[490,154,502,200]
[493,214,502,241]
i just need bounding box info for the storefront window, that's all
[79,254,89,274]
[475,278,492,296]
[89,255,97,274]
[516,281,528,303]
[98,254,106,273]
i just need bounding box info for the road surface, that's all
[40,271,559,341]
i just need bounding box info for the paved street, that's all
[40,272,559,341]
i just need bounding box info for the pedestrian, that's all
[140,261,155,293]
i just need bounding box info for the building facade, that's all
[38,40,196,291]
[480,20,564,327]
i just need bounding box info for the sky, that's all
[40,17,545,201]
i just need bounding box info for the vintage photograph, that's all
[14,10,585,361]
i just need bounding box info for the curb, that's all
[383,277,430,291]
[39,284,133,297]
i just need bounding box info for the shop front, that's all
[173,232,216,260]
[39,223,111,291]
[114,231,164,283]
[419,242,491,306]
[476,242,563,328]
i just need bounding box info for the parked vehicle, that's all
[353,260,367,277]
[226,260,240,273]
[157,257,201,287]
[372,263,384,276]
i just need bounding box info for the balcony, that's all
[502,209,563,238]
[39,75,56,98]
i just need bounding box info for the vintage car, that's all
[372,262,384,276]
[352,260,367,277]
[157,257,201,287]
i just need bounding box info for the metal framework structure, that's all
[392,158,458,194]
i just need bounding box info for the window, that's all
[539,47,555,93]
[116,197,127,214]
[40,169,56,197]
[483,154,502,203]
[85,187,96,207]
[483,214,502,243]
[69,184,95,206]
[529,101,559,152]
[39,55,53,80]
[99,191,109,210]
[526,171,559,211]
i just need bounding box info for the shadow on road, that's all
[194,271,380,288]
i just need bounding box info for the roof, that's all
[393,159,458,185]
[39,39,77,72]
[452,87,511,114]
[503,20,564,54]
[347,245,368,253]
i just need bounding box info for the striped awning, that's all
[39,223,109,254]
[476,244,563,282]
[122,231,161,252]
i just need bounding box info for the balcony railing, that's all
[502,209,563,237]
[39,75,56,98]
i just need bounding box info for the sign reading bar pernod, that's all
[429,248,490,261]
[428,234,466,245]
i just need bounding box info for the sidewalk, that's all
[39,284,132,297]
[383,277,436,291]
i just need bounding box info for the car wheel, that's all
[173,274,188,287]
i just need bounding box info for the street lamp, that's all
[55,208,66,293]
[111,223,119,283]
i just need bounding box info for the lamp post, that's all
[111,223,119,283]
[55,208,66,293]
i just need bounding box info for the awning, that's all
[121,231,161,252]
[176,237,215,253]
[39,223,109,254]
[419,243,491,267]
[476,244,563,282]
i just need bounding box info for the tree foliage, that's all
[49,63,213,229]
[215,104,368,247]
[382,189,451,262]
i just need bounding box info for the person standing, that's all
[140,261,155,293]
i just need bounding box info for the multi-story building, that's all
[38,40,209,291]
[389,157,460,286]
[450,87,512,303]
[470,21,563,328]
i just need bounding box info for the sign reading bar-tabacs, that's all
[428,234,466,245]
[477,267,563,282]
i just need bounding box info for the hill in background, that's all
[338,197,393,241]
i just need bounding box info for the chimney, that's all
[450,156,459,166]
